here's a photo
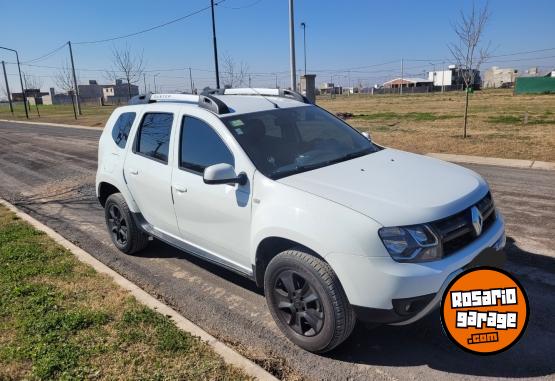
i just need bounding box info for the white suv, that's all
[96,88,506,353]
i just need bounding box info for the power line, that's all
[23,42,68,64]
[219,0,264,9]
[73,0,226,45]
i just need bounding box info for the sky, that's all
[1,0,554,95]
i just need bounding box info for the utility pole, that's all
[143,73,147,94]
[210,0,220,88]
[300,22,307,76]
[1,61,13,114]
[68,41,82,115]
[189,67,194,93]
[400,58,404,95]
[248,75,251,87]
[289,0,296,91]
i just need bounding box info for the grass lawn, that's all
[1,88,554,161]
[318,89,555,162]
[0,103,116,127]
[0,205,250,380]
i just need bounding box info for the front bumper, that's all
[326,213,506,324]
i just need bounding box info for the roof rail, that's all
[129,92,199,105]
[198,94,231,114]
[201,88,311,104]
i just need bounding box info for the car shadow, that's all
[135,238,263,295]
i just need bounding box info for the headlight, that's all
[378,225,441,262]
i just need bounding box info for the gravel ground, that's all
[0,120,553,381]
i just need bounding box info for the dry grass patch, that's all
[318,89,555,161]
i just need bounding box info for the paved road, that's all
[0,120,554,381]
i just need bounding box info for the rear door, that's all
[171,113,254,270]
[124,109,179,235]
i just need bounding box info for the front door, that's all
[171,115,252,271]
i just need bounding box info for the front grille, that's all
[431,192,496,257]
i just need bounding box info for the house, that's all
[382,77,432,89]
[427,65,481,89]
[11,88,49,103]
[319,82,342,95]
[78,79,139,104]
[483,67,518,88]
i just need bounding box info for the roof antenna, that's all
[239,79,280,109]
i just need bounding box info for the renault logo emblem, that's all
[471,206,484,236]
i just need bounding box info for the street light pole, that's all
[300,22,307,76]
[1,60,13,114]
[210,0,220,88]
[153,73,159,93]
[289,0,297,91]
[68,41,82,115]
[0,46,28,118]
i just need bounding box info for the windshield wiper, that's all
[326,148,373,165]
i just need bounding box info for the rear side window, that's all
[111,112,136,148]
[180,116,234,173]
[135,113,174,163]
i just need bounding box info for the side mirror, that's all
[203,163,247,186]
[362,131,371,140]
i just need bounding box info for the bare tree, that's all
[449,2,491,138]
[221,53,249,88]
[22,72,43,90]
[54,62,76,93]
[106,44,144,99]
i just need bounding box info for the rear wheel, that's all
[264,249,355,353]
[104,193,149,254]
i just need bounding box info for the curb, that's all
[427,153,555,171]
[0,119,103,130]
[0,198,278,381]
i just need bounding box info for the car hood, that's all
[277,148,488,226]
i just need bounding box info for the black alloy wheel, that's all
[107,204,128,246]
[273,269,325,336]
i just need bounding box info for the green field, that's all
[0,205,249,380]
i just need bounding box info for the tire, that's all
[104,193,149,254]
[264,248,356,353]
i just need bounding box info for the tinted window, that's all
[180,116,234,173]
[136,113,173,163]
[111,112,136,148]
[222,107,379,179]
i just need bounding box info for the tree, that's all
[221,53,249,88]
[106,44,144,99]
[54,62,76,93]
[449,2,491,138]
[22,72,42,90]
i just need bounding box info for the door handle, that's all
[128,168,139,175]
[173,184,187,193]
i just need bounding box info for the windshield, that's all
[222,106,380,179]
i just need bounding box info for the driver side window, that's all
[180,116,234,173]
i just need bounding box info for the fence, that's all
[514,77,555,94]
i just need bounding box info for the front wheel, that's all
[264,249,356,353]
[104,193,149,254]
